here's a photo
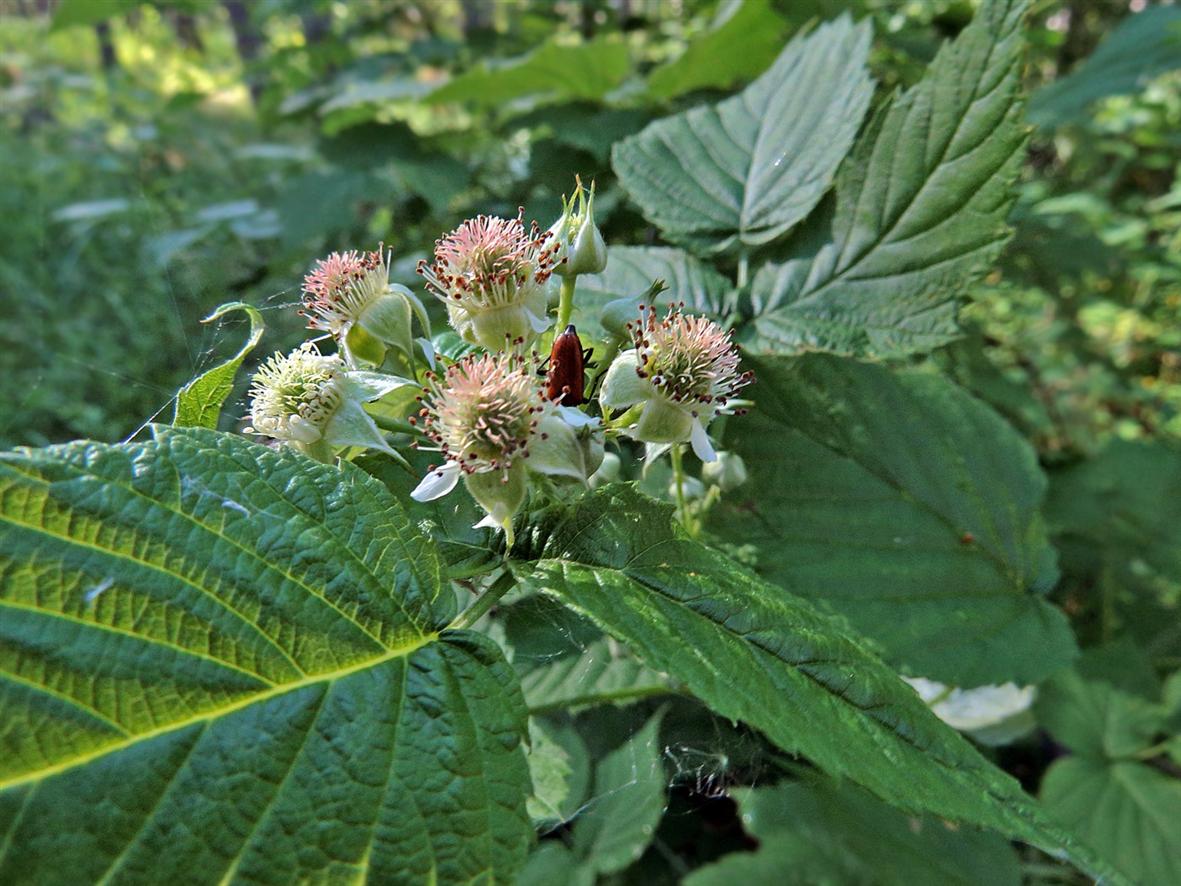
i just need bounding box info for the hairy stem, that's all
[670,443,692,535]
[556,276,577,331]
[449,570,516,631]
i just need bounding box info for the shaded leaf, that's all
[1028,7,1181,127]
[690,777,1021,886]
[645,0,792,101]
[613,16,873,254]
[513,485,1121,881]
[428,37,631,109]
[748,0,1029,357]
[173,302,265,430]
[712,353,1074,686]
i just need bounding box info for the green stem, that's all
[670,443,691,534]
[736,252,750,289]
[556,276,577,331]
[449,571,516,631]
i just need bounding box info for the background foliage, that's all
[1,0,1180,883]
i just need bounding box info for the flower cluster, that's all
[418,211,559,350]
[601,305,752,462]
[245,178,753,549]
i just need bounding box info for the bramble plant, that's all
[1,1,1176,884]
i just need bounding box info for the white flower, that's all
[410,352,601,544]
[417,212,558,350]
[301,247,429,367]
[904,677,1038,746]
[245,343,412,461]
[600,305,752,462]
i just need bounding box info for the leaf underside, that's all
[748,0,1030,358]
[613,15,874,254]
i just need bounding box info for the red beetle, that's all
[546,324,593,406]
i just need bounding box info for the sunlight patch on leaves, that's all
[0,427,532,885]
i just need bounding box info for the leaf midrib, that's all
[0,631,438,793]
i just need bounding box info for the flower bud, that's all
[668,475,705,501]
[589,451,621,488]
[548,178,607,278]
[418,211,558,350]
[245,343,413,462]
[600,305,752,463]
[701,451,748,491]
[301,248,429,368]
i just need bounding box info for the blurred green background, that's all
[1,0,1178,455]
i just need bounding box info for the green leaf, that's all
[517,843,595,886]
[612,16,873,254]
[1041,759,1179,886]
[571,710,666,876]
[502,595,671,713]
[711,353,1074,686]
[525,717,590,827]
[691,777,1021,886]
[645,0,792,101]
[576,246,735,335]
[427,36,631,109]
[748,0,1029,357]
[172,302,264,430]
[0,427,532,884]
[50,0,138,31]
[513,485,1122,882]
[1037,670,1165,760]
[1028,6,1181,127]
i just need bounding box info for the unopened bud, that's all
[548,177,607,278]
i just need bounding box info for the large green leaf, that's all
[748,0,1028,357]
[689,776,1021,886]
[0,427,532,884]
[427,36,630,109]
[612,16,873,254]
[1028,6,1181,127]
[712,353,1074,686]
[512,485,1120,881]
[645,0,792,101]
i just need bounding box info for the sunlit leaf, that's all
[173,302,264,430]
[0,428,532,884]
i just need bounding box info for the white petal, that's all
[689,419,717,463]
[473,513,502,530]
[526,307,551,334]
[558,406,599,428]
[411,462,461,502]
[417,337,437,370]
